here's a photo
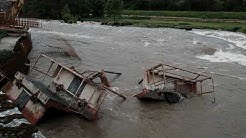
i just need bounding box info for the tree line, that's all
[22,0,246,20]
[125,0,246,11]
[23,0,105,19]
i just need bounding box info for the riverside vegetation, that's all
[86,10,246,33]
[22,0,246,33]
[0,30,8,40]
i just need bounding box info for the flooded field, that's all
[29,21,246,138]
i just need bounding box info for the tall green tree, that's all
[61,4,77,23]
[78,0,90,17]
[105,0,123,21]
[211,0,224,11]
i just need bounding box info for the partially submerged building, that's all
[2,54,126,125]
[135,63,215,103]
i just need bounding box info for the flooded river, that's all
[29,21,246,138]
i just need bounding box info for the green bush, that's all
[105,0,124,21]
[127,16,151,20]
[62,13,77,23]
[61,4,77,23]
[178,22,190,25]
[240,28,246,34]
[0,50,15,65]
[0,30,8,40]
[231,26,242,32]
[123,10,246,20]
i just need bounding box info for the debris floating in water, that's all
[2,54,126,125]
[135,63,215,103]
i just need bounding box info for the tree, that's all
[78,0,90,17]
[61,4,71,16]
[61,4,77,23]
[105,0,123,21]
[89,0,105,17]
[211,0,224,11]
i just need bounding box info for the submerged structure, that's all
[135,63,215,103]
[2,54,126,125]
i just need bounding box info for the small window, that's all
[76,81,87,97]
[67,76,82,94]
[15,89,30,111]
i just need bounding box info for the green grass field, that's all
[123,10,246,20]
[85,10,246,33]
[121,19,246,33]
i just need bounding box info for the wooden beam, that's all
[101,84,126,100]
[104,70,122,75]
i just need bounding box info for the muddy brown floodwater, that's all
[29,21,246,138]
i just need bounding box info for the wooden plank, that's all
[101,84,126,100]
[162,63,211,78]
[104,71,122,75]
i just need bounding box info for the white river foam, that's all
[192,30,246,49]
[197,50,246,66]
[193,30,246,66]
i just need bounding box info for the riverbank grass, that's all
[122,19,246,33]
[123,10,246,20]
[84,10,246,33]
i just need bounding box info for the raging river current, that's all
[28,21,246,138]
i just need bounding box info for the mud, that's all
[28,21,246,138]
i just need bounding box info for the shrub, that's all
[61,4,77,23]
[0,30,8,40]
[0,50,15,65]
[178,22,190,25]
[105,0,124,21]
[62,13,77,23]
